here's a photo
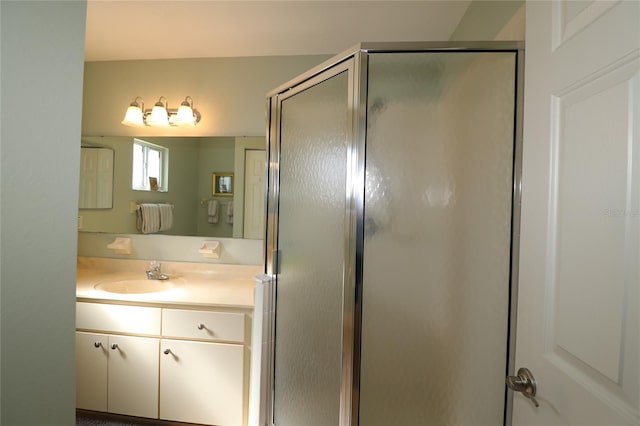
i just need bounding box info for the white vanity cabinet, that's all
[107,334,160,418]
[76,301,250,426]
[76,303,161,418]
[76,331,108,412]
[160,308,246,425]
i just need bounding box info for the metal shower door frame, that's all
[264,42,525,426]
[265,55,362,426]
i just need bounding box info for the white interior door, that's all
[79,147,113,209]
[243,149,266,239]
[515,1,639,424]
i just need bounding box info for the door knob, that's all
[506,367,539,407]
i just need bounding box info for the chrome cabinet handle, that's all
[94,341,103,348]
[506,367,539,407]
[197,323,205,330]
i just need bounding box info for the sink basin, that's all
[94,278,179,294]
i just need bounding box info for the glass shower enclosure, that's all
[265,42,524,426]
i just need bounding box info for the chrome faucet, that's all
[146,261,169,280]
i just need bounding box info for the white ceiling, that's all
[85,0,472,61]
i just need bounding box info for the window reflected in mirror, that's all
[78,136,265,239]
[132,138,168,192]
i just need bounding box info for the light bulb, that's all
[147,99,169,126]
[121,98,145,127]
[175,103,196,126]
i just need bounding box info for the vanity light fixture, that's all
[121,97,145,127]
[146,97,171,127]
[121,96,201,127]
[174,96,199,127]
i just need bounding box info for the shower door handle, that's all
[506,367,539,407]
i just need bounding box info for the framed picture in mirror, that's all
[212,173,234,196]
[149,177,159,191]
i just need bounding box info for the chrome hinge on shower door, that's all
[272,249,281,275]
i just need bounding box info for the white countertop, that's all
[76,257,262,309]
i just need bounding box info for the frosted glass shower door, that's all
[359,52,518,425]
[272,63,352,426]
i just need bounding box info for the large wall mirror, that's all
[79,136,266,240]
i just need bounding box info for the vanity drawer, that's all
[162,309,245,343]
[77,302,161,335]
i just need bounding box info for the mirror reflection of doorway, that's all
[243,150,266,239]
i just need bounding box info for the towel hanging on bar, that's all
[138,204,160,234]
[225,201,234,224]
[158,204,173,231]
[136,203,173,234]
[208,199,219,224]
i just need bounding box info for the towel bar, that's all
[129,201,173,213]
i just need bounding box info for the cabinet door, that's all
[76,332,108,411]
[108,335,159,418]
[160,340,244,426]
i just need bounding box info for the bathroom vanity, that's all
[76,257,261,426]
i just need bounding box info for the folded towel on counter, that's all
[158,203,173,231]
[208,199,219,224]
[226,200,234,224]
[138,203,161,234]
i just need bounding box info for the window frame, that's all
[132,138,169,192]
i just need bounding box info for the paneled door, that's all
[243,149,266,240]
[515,1,639,424]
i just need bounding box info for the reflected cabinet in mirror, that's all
[79,136,266,239]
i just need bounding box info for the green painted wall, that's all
[1,1,86,424]
[450,0,524,41]
[82,55,330,137]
